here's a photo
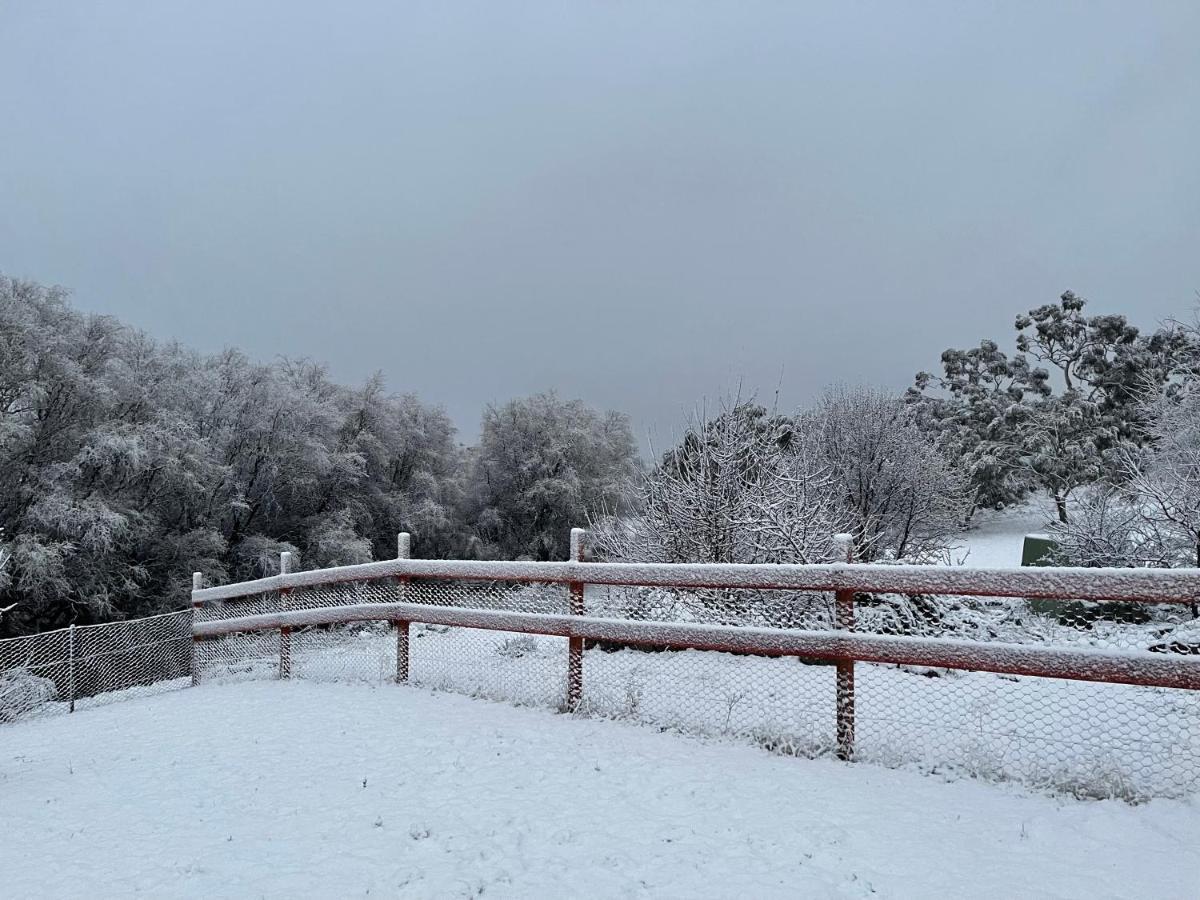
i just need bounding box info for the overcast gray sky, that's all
[2,2,1197,445]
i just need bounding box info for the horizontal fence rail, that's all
[191,558,1200,606]
[192,601,1200,691]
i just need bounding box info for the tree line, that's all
[0,276,637,635]
[3,276,1198,635]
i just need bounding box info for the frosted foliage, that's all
[816,386,969,562]
[910,291,1197,519]
[464,391,639,561]
[0,533,12,619]
[593,391,967,566]
[0,276,465,635]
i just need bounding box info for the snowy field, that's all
[2,680,1197,899]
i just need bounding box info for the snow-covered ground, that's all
[2,680,1197,899]
[214,622,1193,800]
[950,500,1056,568]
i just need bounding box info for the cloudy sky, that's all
[2,2,1197,444]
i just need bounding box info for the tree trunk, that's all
[1053,494,1068,524]
[1193,540,1199,618]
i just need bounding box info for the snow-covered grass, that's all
[2,680,1196,899]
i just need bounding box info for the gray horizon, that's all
[2,1,1197,446]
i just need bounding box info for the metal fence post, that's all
[566,527,586,712]
[68,624,77,713]
[191,572,203,686]
[279,551,293,679]
[395,532,411,684]
[833,533,856,761]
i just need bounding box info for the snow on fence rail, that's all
[191,530,1200,801]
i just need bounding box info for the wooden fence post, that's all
[566,527,586,712]
[191,572,203,686]
[395,532,411,684]
[279,551,293,679]
[833,533,856,761]
[68,624,76,713]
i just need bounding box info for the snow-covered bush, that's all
[0,667,57,721]
[494,635,538,659]
[1046,489,1176,569]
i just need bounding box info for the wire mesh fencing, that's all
[0,610,193,721]
[7,540,1197,804]
[192,572,1200,801]
[193,578,571,708]
[585,584,1198,800]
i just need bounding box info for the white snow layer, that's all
[2,681,1197,899]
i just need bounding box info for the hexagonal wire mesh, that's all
[581,583,1198,800]
[191,573,1199,801]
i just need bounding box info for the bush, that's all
[0,667,57,721]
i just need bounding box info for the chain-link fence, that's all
[192,569,1200,802]
[0,610,193,721]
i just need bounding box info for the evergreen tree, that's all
[912,292,1193,522]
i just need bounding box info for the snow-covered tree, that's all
[0,528,13,621]
[0,275,471,635]
[465,392,640,560]
[909,339,1043,514]
[594,389,967,565]
[817,386,969,562]
[1045,375,1200,615]
[912,291,1195,522]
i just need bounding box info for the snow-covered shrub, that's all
[494,635,538,659]
[0,667,57,721]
